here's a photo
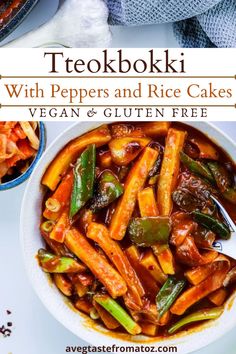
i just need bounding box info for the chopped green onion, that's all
[168,307,224,334]
[94,294,141,335]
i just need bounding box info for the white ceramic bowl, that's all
[20,121,236,353]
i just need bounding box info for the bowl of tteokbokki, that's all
[21,121,236,353]
[0,121,45,190]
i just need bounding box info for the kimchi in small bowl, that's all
[0,121,45,190]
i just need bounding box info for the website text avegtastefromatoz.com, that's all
[65,344,178,354]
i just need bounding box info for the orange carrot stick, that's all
[157,128,187,216]
[171,266,230,315]
[208,288,227,306]
[185,255,230,285]
[109,147,159,240]
[42,125,111,191]
[65,228,127,298]
[43,170,74,221]
[185,263,217,286]
[87,222,144,307]
[138,187,159,217]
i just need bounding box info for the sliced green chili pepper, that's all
[180,151,214,184]
[70,144,96,218]
[128,217,171,247]
[207,162,231,192]
[93,294,141,335]
[38,249,85,273]
[156,276,186,319]
[90,170,124,212]
[192,211,230,240]
[168,306,224,334]
[208,162,236,205]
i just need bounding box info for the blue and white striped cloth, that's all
[106,0,236,47]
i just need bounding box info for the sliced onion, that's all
[223,266,236,287]
[29,121,38,131]
[19,122,39,150]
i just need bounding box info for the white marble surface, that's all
[1,0,178,48]
[0,122,236,354]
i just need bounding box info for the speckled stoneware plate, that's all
[0,0,39,42]
[20,122,236,353]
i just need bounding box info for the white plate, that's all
[20,121,236,353]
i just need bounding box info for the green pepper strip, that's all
[129,217,171,247]
[90,170,124,212]
[180,151,215,184]
[192,211,231,240]
[208,162,236,205]
[70,144,96,218]
[168,306,224,334]
[93,294,141,335]
[156,276,186,319]
[38,249,85,273]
